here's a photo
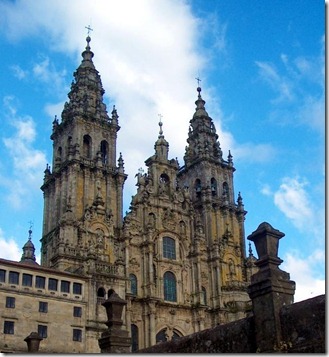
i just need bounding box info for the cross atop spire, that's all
[195,76,202,87]
[28,221,33,240]
[85,25,93,36]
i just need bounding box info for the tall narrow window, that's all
[22,273,32,287]
[73,282,82,295]
[9,271,19,285]
[164,271,177,302]
[6,297,15,308]
[131,324,139,352]
[195,179,202,197]
[100,140,109,165]
[0,269,6,282]
[39,301,48,313]
[73,329,82,342]
[163,237,176,259]
[48,278,58,291]
[57,147,62,160]
[156,329,167,343]
[153,264,157,286]
[61,280,70,293]
[35,276,45,289]
[129,274,137,295]
[38,325,48,338]
[4,321,14,334]
[223,182,229,197]
[73,306,82,317]
[83,135,92,158]
[201,287,207,305]
[211,178,217,196]
[97,287,105,298]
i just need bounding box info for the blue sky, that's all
[0,0,324,302]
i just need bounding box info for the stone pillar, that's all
[148,302,156,346]
[247,222,295,352]
[98,292,131,353]
[24,332,43,352]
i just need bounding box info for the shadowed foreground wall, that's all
[138,294,325,353]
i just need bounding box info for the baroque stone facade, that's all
[0,36,257,353]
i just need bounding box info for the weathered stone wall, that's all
[280,294,325,353]
[138,294,325,353]
[138,316,256,353]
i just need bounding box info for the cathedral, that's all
[0,35,257,353]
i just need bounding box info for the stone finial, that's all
[247,222,284,270]
[247,222,295,352]
[24,332,43,352]
[98,291,131,353]
[102,291,127,328]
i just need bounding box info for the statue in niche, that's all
[228,259,236,278]
[147,213,156,230]
[96,229,104,248]
[179,221,186,235]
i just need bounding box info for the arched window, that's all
[108,289,115,298]
[156,328,181,343]
[57,147,62,159]
[97,287,105,298]
[164,271,177,302]
[130,274,137,295]
[100,140,109,165]
[163,237,176,259]
[195,179,201,197]
[172,330,181,340]
[131,324,139,352]
[211,178,217,196]
[201,286,207,305]
[83,135,92,158]
[223,182,229,197]
[156,329,167,343]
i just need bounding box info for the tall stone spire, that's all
[184,87,223,168]
[61,35,110,123]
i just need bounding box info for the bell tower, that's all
[40,36,127,272]
[178,86,248,322]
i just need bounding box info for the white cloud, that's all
[281,250,325,302]
[255,61,294,102]
[11,64,28,80]
[260,183,272,196]
[32,56,68,94]
[0,228,21,261]
[256,40,324,132]
[273,176,313,231]
[233,142,276,163]
[2,98,47,209]
[296,94,324,132]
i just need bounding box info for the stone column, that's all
[247,222,295,352]
[148,302,156,346]
[24,332,43,352]
[98,292,131,353]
